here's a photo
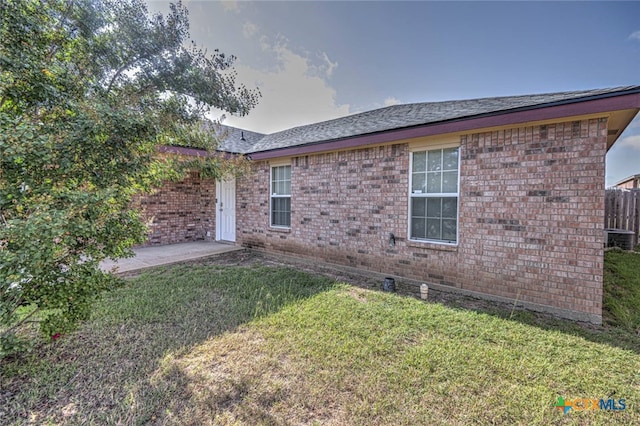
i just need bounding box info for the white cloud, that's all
[220,1,240,13]
[629,30,640,41]
[320,52,338,78]
[306,50,338,79]
[384,97,401,107]
[617,135,640,150]
[242,22,258,39]
[212,37,350,134]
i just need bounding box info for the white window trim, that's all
[408,147,460,246]
[269,157,291,167]
[270,164,291,229]
[408,136,460,152]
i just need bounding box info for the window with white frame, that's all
[271,165,291,227]
[410,147,459,243]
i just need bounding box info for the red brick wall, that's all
[237,118,608,323]
[458,118,607,322]
[139,172,216,245]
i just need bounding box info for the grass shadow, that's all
[0,263,336,424]
[249,249,640,356]
[3,250,640,424]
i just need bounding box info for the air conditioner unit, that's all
[605,229,637,251]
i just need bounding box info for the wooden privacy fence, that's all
[605,189,640,237]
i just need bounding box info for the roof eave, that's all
[249,91,640,160]
[613,174,640,187]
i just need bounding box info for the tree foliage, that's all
[0,0,259,356]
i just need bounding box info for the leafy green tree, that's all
[0,0,259,356]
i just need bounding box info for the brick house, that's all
[141,86,640,324]
[613,174,640,189]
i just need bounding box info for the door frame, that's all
[215,177,236,242]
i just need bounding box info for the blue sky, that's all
[146,1,640,186]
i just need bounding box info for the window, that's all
[271,165,291,227]
[410,147,459,243]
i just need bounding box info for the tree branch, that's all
[4,305,40,334]
[105,58,138,94]
[4,294,26,323]
[46,0,76,62]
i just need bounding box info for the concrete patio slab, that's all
[100,241,243,274]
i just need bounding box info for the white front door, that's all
[216,178,236,242]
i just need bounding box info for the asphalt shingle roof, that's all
[241,86,639,153]
[204,86,638,155]
[214,125,265,153]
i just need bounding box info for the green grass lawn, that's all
[2,256,640,425]
[604,248,640,331]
